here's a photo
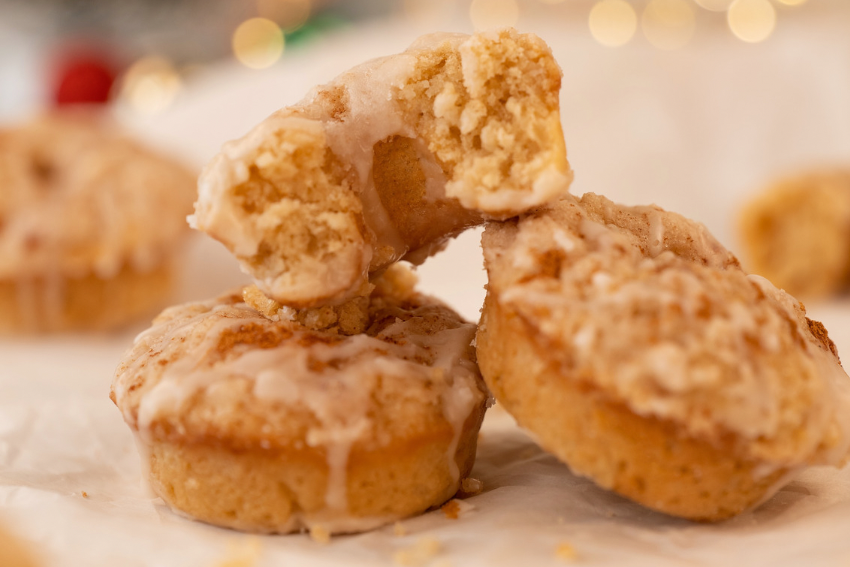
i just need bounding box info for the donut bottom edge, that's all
[0,261,174,334]
[137,403,487,534]
[476,293,792,522]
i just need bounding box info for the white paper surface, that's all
[4,10,850,566]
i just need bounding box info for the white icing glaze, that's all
[494,194,850,474]
[113,294,484,526]
[635,206,665,257]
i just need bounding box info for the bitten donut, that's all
[739,169,850,298]
[477,193,850,521]
[193,28,571,308]
[0,111,197,332]
[111,266,489,534]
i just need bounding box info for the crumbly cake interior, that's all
[483,193,850,470]
[228,122,368,306]
[399,30,568,215]
[0,262,172,333]
[739,171,850,298]
[194,29,571,308]
[241,263,420,336]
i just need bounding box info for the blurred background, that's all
[1,0,849,317]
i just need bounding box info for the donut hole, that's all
[372,135,481,254]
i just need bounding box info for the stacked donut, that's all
[111,28,850,534]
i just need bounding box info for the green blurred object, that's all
[285,12,349,48]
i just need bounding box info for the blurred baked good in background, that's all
[739,170,850,299]
[0,110,196,332]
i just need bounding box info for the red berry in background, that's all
[52,53,116,106]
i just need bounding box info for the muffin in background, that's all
[738,170,850,299]
[0,110,197,333]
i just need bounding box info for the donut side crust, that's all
[145,402,485,534]
[0,262,172,333]
[477,292,789,521]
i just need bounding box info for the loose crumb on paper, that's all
[393,536,441,566]
[441,500,461,519]
[213,537,262,567]
[309,525,331,545]
[393,522,407,537]
[555,543,578,562]
[81,491,88,498]
[441,498,475,520]
[458,477,484,497]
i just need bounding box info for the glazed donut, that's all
[0,111,196,332]
[193,28,571,308]
[739,169,850,298]
[110,265,489,534]
[477,193,850,521]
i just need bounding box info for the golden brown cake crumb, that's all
[393,537,441,566]
[555,543,577,562]
[242,283,370,335]
[441,499,461,520]
[392,522,407,538]
[212,538,262,567]
[458,477,484,497]
[309,525,331,545]
[441,499,474,520]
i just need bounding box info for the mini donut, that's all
[0,111,197,332]
[477,193,850,521]
[192,28,571,308]
[739,170,850,298]
[110,265,489,534]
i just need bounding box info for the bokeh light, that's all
[469,0,520,30]
[232,18,285,70]
[773,0,807,5]
[256,0,311,32]
[538,0,567,4]
[727,0,776,43]
[404,0,456,25]
[693,0,734,11]
[642,0,696,50]
[588,0,637,48]
[119,56,181,115]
